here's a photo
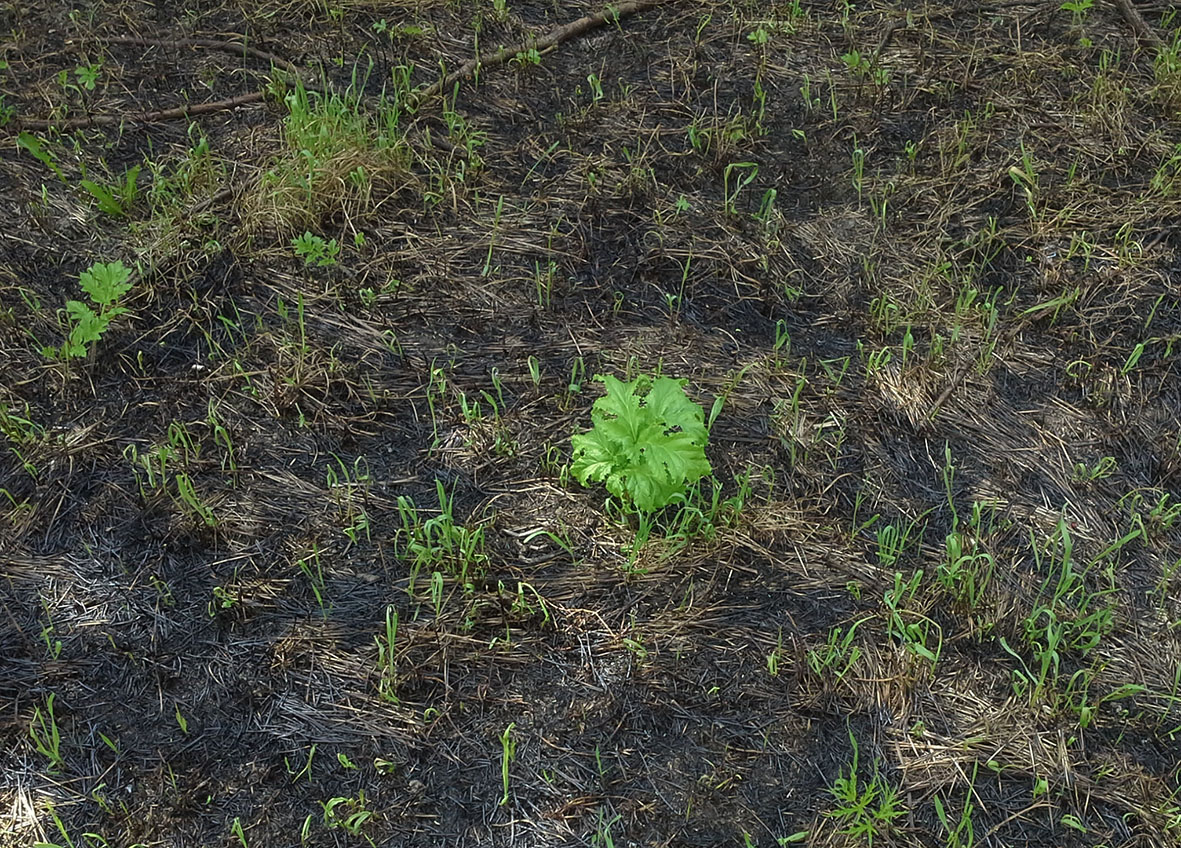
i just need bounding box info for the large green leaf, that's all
[570,372,712,512]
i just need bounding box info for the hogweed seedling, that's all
[875,521,912,568]
[723,161,759,214]
[1061,0,1093,44]
[865,346,892,378]
[174,472,216,527]
[510,48,541,68]
[326,453,371,537]
[938,529,994,610]
[586,72,604,102]
[321,792,373,836]
[766,629,784,677]
[772,319,791,365]
[851,142,866,201]
[534,258,557,307]
[48,261,134,360]
[562,356,586,406]
[1065,669,1144,729]
[1071,456,1116,483]
[207,400,237,475]
[570,374,712,514]
[292,232,340,267]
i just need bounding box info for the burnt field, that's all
[2,1,1181,846]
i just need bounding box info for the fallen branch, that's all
[11,2,665,132]
[923,319,1028,427]
[410,0,667,106]
[14,91,265,131]
[90,35,303,76]
[1114,0,1164,47]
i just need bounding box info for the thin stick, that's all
[410,0,666,107]
[13,2,665,131]
[90,35,304,76]
[923,320,1028,426]
[14,91,265,131]
[1114,0,1164,47]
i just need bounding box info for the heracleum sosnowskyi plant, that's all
[570,373,713,514]
[44,260,134,361]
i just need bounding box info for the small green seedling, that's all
[30,693,65,770]
[74,62,102,91]
[499,722,516,805]
[17,131,65,181]
[571,374,712,513]
[48,261,134,360]
[292,232,340,267]
[80,165,140,216]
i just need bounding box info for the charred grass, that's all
[2,0,1181,846]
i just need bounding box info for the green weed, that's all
[933,775,977,848]
[30,693,65,771]
[570,373,712,513]
[16,131,65,181]
[396,480,488,592]
[79,165,140,217]
[1000,519,1114,704]
[292,232,340,267]
[883,570,941,665]
[46,261,134,360]
[374,604,398,703]
[255,70,410,232]
[808,619,867,682]
[296,544,329,617]
[825,729,907,845]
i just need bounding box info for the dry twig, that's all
[409,0,668,107]
[14,91,266,131]
[1114,0,1164,47]
[92,35,303,76]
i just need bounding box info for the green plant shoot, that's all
[53,260,134,359]
[570,373,712,512]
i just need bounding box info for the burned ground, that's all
[2,0,1181,846]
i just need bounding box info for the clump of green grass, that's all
[248,70,412,234]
